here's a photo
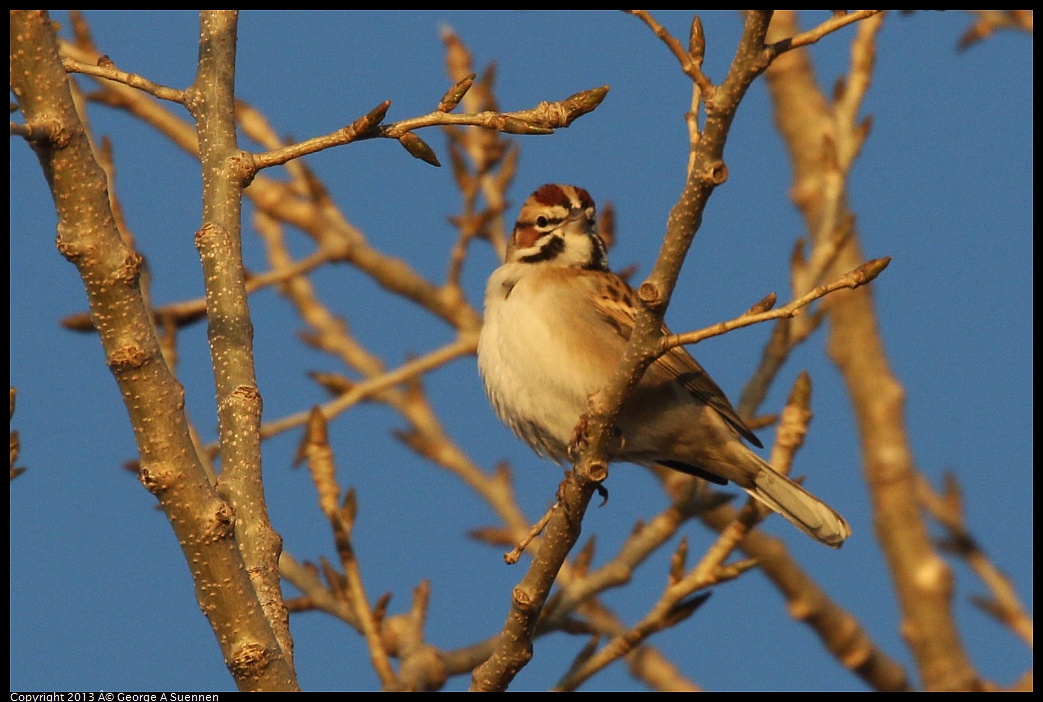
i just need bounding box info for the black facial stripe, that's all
[583,233,609,271]
[519,234,565,263]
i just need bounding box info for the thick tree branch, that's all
[185,11,297,683]
[764,10,979,691]
[10,10,297,691]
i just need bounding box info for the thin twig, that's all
[766,10,884,57]
[504,502,559,565]
[625,11,714,93]
[659,257,891,353]
[61,56,187,102]
[259,334,478,440]
[917,473,1034,648]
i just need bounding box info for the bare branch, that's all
[766,10,884,57]
[301,409,399,689]
[260,334,478,440]
[61,55,186,102]
[10,10,297,690]
[248,100,390,171]
[625,10,714,93]
[918,473,1034,648]
[956,10,1034,51]
[765,9,979,691]
[247,84,607,173]
[659,257,890,354]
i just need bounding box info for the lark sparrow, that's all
[477,184,851,548]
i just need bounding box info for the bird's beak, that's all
[562,209,594,235]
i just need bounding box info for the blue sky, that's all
[10,11,1032,692]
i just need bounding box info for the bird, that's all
[476,183,851,548]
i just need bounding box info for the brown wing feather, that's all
[589,273,762,448]
[654,342,763,448]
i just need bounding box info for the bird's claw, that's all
[567,413,591,461]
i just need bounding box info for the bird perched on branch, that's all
[477,184,851,548]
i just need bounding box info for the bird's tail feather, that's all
[741,460,851,548]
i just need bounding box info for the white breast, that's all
[477,264,607,462]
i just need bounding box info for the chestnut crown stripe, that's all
[530,183,595,211]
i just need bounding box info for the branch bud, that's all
[438,72,476,112]
[496,116,554,135]
[348,100,391,138]
[398,132,441,167]
[559,85,610,126]
[850,256,892,287]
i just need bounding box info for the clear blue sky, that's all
[10,11,1032,692]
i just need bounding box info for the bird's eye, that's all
[536,216,549,228]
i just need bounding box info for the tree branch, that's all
[10,10,297,691]
[764,10,979,691]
